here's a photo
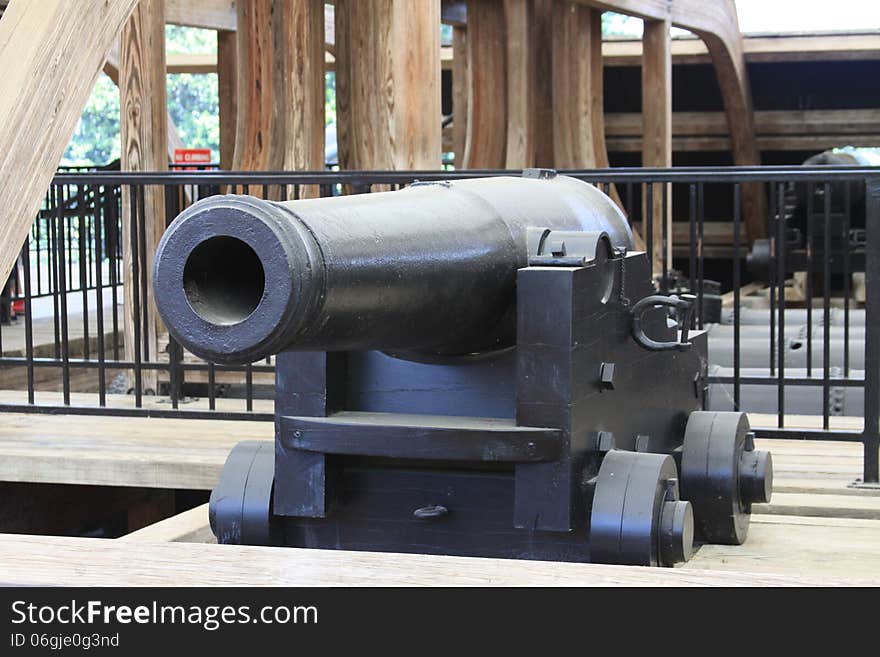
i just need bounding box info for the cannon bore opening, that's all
[183,236,265,325]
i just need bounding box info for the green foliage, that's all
[61,25,221,167]
[602,12,643,37]
[167,73,220,160]
[325,72,336,127]
[165,24,216,55]
[61,73,121,166]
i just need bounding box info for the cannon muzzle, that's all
[153,173,633,364]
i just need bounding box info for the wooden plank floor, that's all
[0,389,274,414]
[1,533,875,586]
[0,412,874,498]
[0,411,877,584]
[113,502,880,581]
[0,302,120,358]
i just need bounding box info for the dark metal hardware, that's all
[631,294,695,351]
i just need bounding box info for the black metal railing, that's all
[0,166,877,483]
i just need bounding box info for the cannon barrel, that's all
[153,174,633,364]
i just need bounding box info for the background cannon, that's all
[155,171,771,567]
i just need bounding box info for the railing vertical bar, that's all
[108,187,121,361]
[822,181,832,431]
[21,237,35,405]
[208,361,216,411]
[732,183,742,411]
[862,176,880,482]
[843,181,851,376]
[806,181,813,377]
[87,193,95,289]
[77,185,90,361]
[697,183,705,329]
[245,362,254,412]
[136,186,151,365]
[776,182,786,428]
[35,195,43,295]
[129,185,143,408]
[769,182,777,377]
[66,193,73,289]
[645,183,654,283]
[94,186,106,406]
[661,182,669,293]
[57,184,71,405]
[688,184,697,327]
[50,187,61,360]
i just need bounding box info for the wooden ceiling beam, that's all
[165,0,236,31]
[577,0,765,240]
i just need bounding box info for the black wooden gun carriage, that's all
[154,171,771,567]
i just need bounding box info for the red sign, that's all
[173,148,212,165]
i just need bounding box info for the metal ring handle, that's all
[631,294,695,351]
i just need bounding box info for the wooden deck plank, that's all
[684,515,880,580]
[0,301,120,358]
[0,389,274,413]
[114,505,880,583]
[0,533,872,586]
[0,410,871,584]
[0,414,874,501]
[0,413,269,489]
[120,503,214,543]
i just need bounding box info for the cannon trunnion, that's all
[155,172,771,567]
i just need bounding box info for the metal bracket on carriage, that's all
[631,294,697,351]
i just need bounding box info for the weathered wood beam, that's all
[577,0,765,240]
[0,0,139,284]
[165,52,217,74]
[2,533,875,586]
[605,109,880,152]
[120,0,168,392]
[452,25,469,167]
[602,32,880,66]
[165,0,236,31]
[461,0,506,168]
[232,0,276,172]
[217,30,237,170]
[587,9,611,171]
[279,0,325,179]
[551,2,596,169]
[641,19,672,274]
[533,0,554,167]
[503,0,535,168]
[120,503,214,543]
[335,0,441,170]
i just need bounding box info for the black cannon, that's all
[154,170,771,567]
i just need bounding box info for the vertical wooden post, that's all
[217,29,237,170]
[551,2,595,169]
[504,0,535,168]
[335,0,441,171]
[452,25,469,168]
[642,18,672,275]
[588,9,610,170]
[461,0,506,169]
[120,0,167,393]
[588,9,629,224]
[280,0,325,196]
[533,0,555,168]
[232,0,276,173]
[231,0,324,192]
